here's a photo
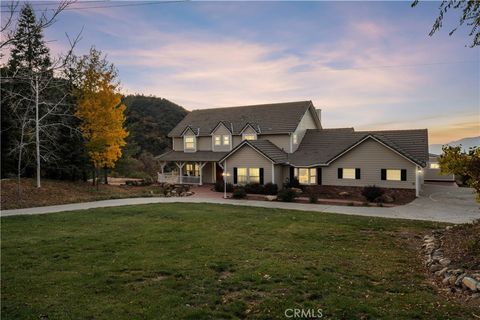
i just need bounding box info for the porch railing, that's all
[157,173,201,185]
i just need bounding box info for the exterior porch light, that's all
[222,172,231,199]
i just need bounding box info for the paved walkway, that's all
[2,184,478,223]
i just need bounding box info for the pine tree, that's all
[7,3,51,74]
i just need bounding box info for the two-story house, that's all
[156,101,428,197]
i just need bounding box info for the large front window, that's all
[249,168,260,183]
[386,169,401,181]
[237,168,248,184]
[295,168,316,184]
[342,168,356,179]
[185,163,200,176]
[184,136,195,150]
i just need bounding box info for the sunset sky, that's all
[8,1,480,144]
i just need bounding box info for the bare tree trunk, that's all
[96,168,99,191]
[17,130,24,198]
[104,166,108,185]
[35,76,41,188]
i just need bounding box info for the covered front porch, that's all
[155,150,229,185]
[158,161,224,185]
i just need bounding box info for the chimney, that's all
[316,109,322,128]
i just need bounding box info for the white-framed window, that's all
[293,134,298,144]
[237,168,248,184]
[430,163,440,169]
[184,136,195,150]
[222,135,230,146]
[386,169,401,181]
[243,134,257,141]
[185,163,200,176]
[342,168,356,179]
[214,135,221,146]
[249,168,260,183]
[295,168,317,185]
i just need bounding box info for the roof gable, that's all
[210,121,233,135]
[168,101,314,137]
[219,139,288,164]
[289,128,428,167]
[180,126,198,136]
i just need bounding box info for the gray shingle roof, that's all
[155,151,228,162]
[289,128,428,167]
[218,139,288,164]
[168,101,314,137]
[247,140,288,163]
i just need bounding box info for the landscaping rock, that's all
[430,264,443,272]
[439,258,451,266]
[338,191,350,197]
[455,274,467,287]
[379,194,394,203]
[291,188,303,195]
[435,267,449,277]
[462,277,479,292]
[264,195,277,201]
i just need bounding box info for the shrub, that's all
[308,192,319,204]
[232,187,247,199]
[277,188,298,202]
[214,181,233,192]
[284,177,301,189]
[244,183,264,194]
[361,185,384,202]
[263,183,278,195]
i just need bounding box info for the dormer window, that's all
[243,133,257,141]
[184,136,196,151]
[223,135,230,145]
[214,135,221,146]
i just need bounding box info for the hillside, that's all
[430,136,480,155]
[122,95,188,156]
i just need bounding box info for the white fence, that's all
[157,173,200,185]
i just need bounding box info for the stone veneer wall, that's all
[303,185,416,204]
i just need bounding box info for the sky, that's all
[4,1,480,144]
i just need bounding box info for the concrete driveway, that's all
[1,183,478,223]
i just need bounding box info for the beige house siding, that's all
[260,134,291,152]
[197,137,211,151]
[233,136,242,147]
[212,124,232,152]
[173,137,183,151]
[274,164,284,188]
[202,162,215,183]
[224,145,273,185]
[292,108,319,152]
[321,139,417,189]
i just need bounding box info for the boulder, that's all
[291,188,303,195]
[380,194,394,203]
[430,264,443,272]
[439,258,451,266]
[435,267,449,277]
[455,274,466,286]
[462,277,479,292]
[338,191,350,197]
[264,195,277,201]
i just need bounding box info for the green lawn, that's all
[1,204,476,319]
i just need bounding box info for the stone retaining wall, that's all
[422,227,480,299]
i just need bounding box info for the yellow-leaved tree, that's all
[73,47,128,187]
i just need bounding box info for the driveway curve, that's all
[1,184,478,223]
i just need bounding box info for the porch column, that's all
[158,161,166,183]
[176,162,185,184]
[196,162,207,185]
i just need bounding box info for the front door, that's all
[216,163,224,183]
